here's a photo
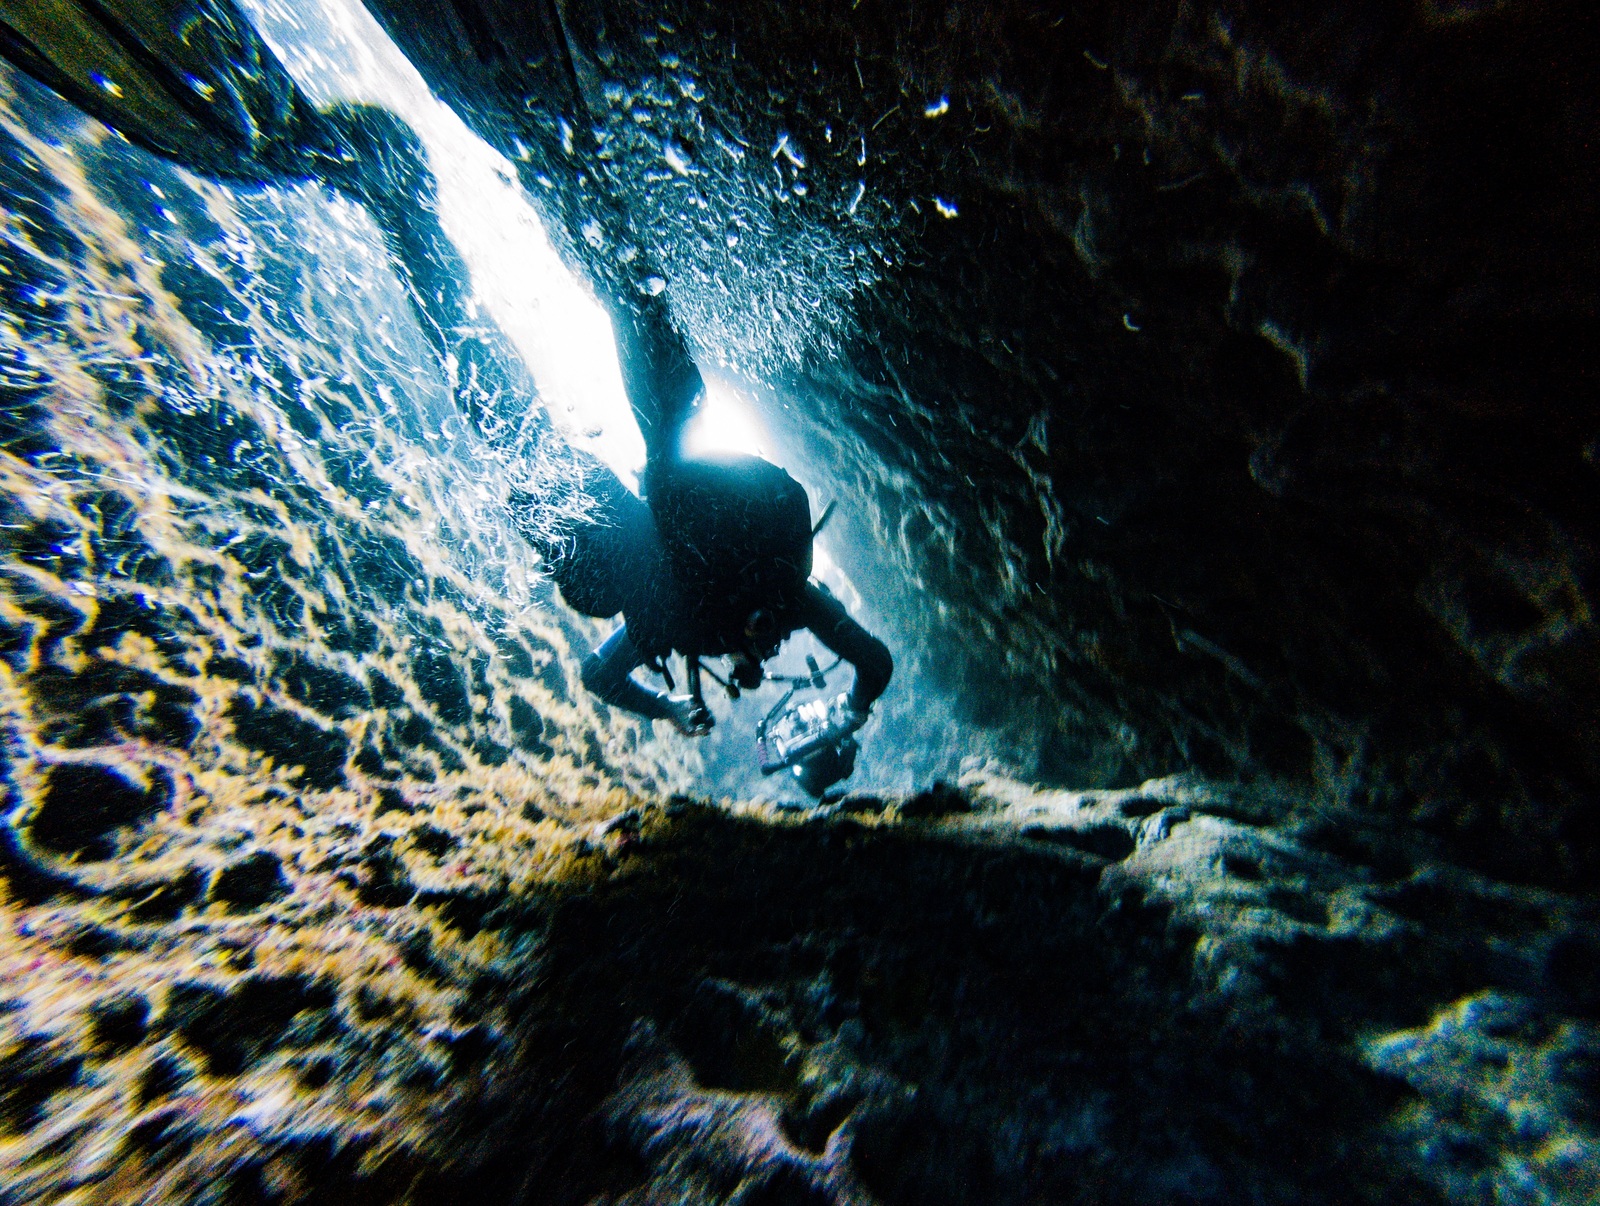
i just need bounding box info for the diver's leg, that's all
[610,291,703,469]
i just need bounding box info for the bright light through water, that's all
[240,0,647,485]
[682,382,770,459]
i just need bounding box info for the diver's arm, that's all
[798,583,893,711]
[581,625,710,733]
[581,626,676,720]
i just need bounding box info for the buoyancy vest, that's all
[541,454,663,620]
[548,452,813,657]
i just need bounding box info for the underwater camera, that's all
[755,656,862,798]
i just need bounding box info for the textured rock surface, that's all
[9,773,1595,1202]
[1,0,1597,1203]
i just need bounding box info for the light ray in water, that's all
[239,0,647,485]
[682,380,769,460]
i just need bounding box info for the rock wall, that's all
[1,1,1597,1203]
[0,63,685,1199]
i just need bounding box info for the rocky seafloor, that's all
[5,770,1598,1204]
[1,0,1598,1203]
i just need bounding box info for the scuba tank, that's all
[639,453,813,656]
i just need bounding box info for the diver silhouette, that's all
[529,292,892,794]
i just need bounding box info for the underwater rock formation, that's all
[6,772,1597,1203]
[0,0,1596,1203]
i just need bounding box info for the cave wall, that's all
[1,1,1598,1203]
[0,58,705,1202]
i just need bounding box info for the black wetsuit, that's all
[582,582,892,723]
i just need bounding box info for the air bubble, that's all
[663,139,695,176]
[772,131,806,168]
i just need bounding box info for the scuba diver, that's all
[512,217,892,795]
[531,424,894,798]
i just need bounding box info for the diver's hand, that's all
[665,696,714,737]
[832,692,870,734]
